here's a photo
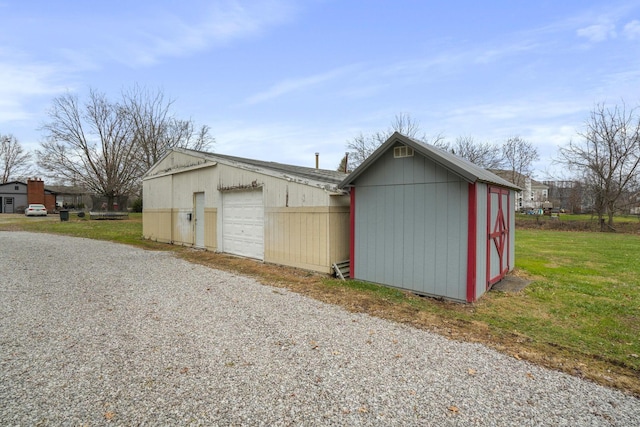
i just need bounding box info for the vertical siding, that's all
[412,184,427,293]
[172,209,191,245]
[204,208,217,251]
[217,164,334,207]
[353,147,469,301]
[143,175,174,243]
[264,206,349,273]
[509,189,516,272]
[143,175,172,209]
[328,205,350,266]
[488,191,499,281]
[142,209,173,243]
[402,184,415,287]
[475,182,488,300]
[144,157,349,272]
[217,163,348,273]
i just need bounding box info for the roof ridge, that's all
[178,148,348,186]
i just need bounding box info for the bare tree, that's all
[123,85,214,173]
[0,133,32,183]
[390,112,427,140]
[557,102,640,229]
[37,90,138,209]
[442,136,505,169]
[502,136,540,188]
[344,131,387,170]
[37,87,215,209]
[344,113,443,170]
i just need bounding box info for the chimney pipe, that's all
[315,152,319,169]
[344,152,349,173]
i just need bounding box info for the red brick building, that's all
[27,179,57,212]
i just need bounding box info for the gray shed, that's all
[339,132,520,302]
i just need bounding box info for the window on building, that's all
[393,146,414,158]
[14,186,19,191]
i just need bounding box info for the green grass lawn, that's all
[3,213,151,246]
[2,213,639,392]
[484,229,639,369]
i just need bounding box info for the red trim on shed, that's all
[349,187,355,278]
[466,182,477,303]
[506,190,512,272]
[487,186,510,287]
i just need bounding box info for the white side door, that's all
[194,192,205,248]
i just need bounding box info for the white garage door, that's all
[222,190,264,260]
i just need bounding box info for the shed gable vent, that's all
[393,145,414,158]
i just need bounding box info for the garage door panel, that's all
[222,190,264,260]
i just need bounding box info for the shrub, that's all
[131,197,143,213]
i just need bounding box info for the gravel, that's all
[1,231,638,426]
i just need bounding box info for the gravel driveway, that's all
[1,231,638,426]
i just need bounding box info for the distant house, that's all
[142,148,350,274]
[46,184,94,210]
[0,179,57,213]
[340,133,520,303]
[489,169,548,211]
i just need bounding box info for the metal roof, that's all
[339,132,521,190]
[167,148,348,191]
[208,152,348,185]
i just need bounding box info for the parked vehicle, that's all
[24,204,47,216]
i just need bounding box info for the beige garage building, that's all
[142,148,350,274]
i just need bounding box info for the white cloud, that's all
[472,41,540,64]
[114,0,299,67]
[576,23,617,42]
[0,55,70,123]
[623,20,640,40]
[242,66,358,105]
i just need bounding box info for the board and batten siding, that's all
[353,146,469,302]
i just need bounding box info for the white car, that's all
[25,204,48,216]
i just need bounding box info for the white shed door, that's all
[194,192,205,248]
[222,190,264,260]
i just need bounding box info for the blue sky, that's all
[1,0,639,178]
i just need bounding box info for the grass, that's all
[516,213,640,233]
[0,213,160,248]
[2,213,639,396]
[517,213,640,222]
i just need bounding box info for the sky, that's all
[1,0,640,179]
